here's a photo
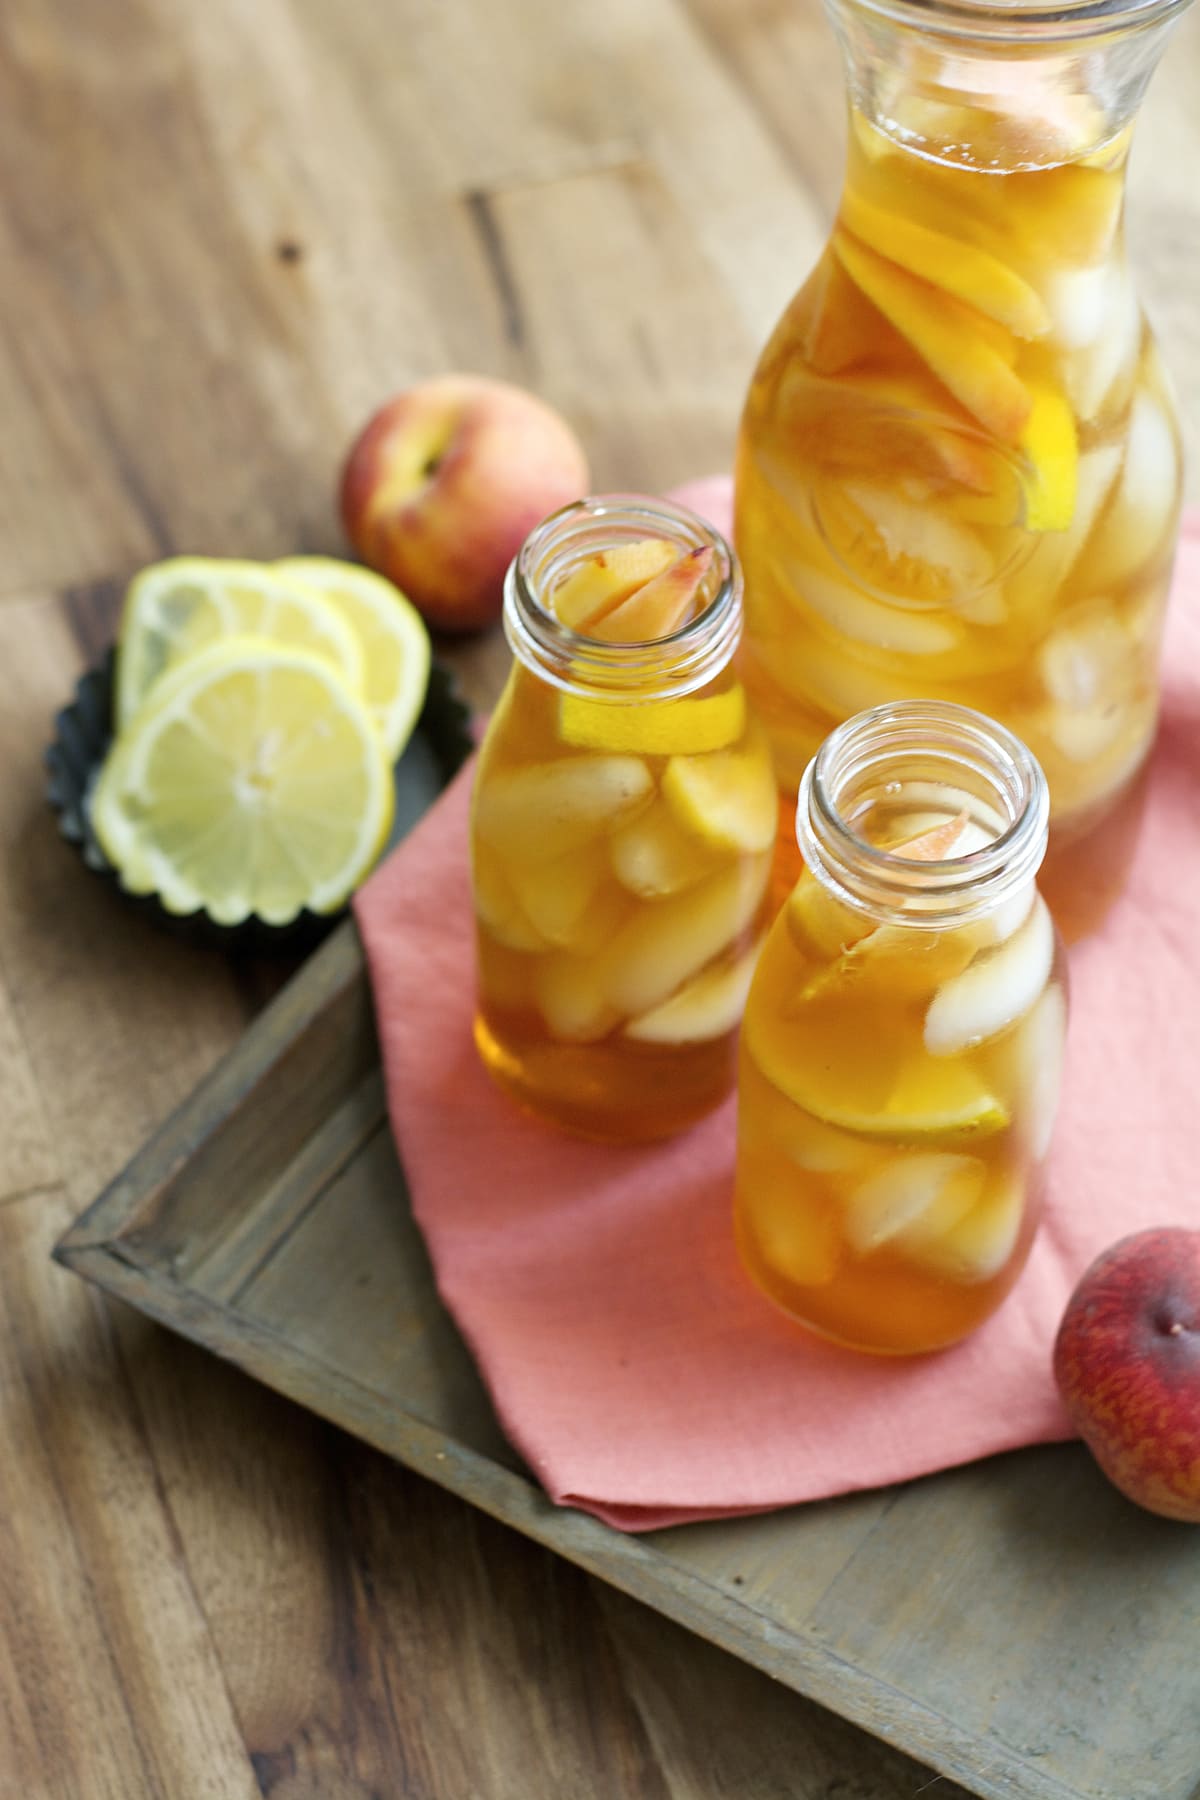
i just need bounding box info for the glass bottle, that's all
[736,701,1066,1354]
[471,495,777,1142]
[734,0,1190,917]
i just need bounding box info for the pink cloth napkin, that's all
[354,482,1200,1532]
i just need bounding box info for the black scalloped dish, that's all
[45,648,474,955]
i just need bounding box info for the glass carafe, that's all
[734,0,1190,918]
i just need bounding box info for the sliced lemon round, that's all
[276,556,431,762]
[94,638,393,925]
[115,557,364,728]
[745,1009,1010,1143]
[661,725,778,853]
[559,685,745,756]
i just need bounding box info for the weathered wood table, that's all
[2,1,1198,1794]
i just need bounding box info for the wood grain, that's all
[2,0,1199,1792]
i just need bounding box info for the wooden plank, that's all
[0,1189,260,1798]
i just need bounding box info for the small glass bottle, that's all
[471,494,777,1143]
[736,701,1067,1354]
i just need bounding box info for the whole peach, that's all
[1053,1227,1200,1522]
[340,375,590,634]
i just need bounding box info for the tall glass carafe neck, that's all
[826,0,1190,171]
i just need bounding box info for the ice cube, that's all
[925,897,1055,1056]
[1046,264,1111,349]
[625,937,763,1044]
[1082,388,1181,590]
[471,844,547,952]
[843,1152,985,1254]
[474,755,654,860]
[601,855,770,1019]
[507,840,626,952]
[611,801,718,898]
[534,954,619,1043]
[1007,981,1068,1160]
[904,1167,1026,1283]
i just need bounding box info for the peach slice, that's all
[581,546,713,643]
[843,1152,985,1255]
[840,188,1050,339]
[834,232,1031,442]
[473,755,653,860]
[795,251,892,376]
[924,896,1055,1056]
[625,938,763,1044]
[551,538,677,631]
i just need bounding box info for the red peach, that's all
[340,374,590,634]
[1053,1227,1200,1522]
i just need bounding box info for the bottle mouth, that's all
[836,0,1191,42]
[796,700,1050,926]
[504,493,742,700]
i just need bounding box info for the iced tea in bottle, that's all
[736,701,1066,1353]
[472,495,776,1142]
[735,0,1189,918]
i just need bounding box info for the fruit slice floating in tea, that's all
[551,538,678,631]
[582,546,714,643]
[833,232,1031,442]
[559,686,745,756]
[839,188,1050,339]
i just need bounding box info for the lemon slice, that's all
[276,556,430,762]
[559,686,745,755]
[93,638,393,925]
[661,728,778,853]
[746,1007,1010,1143]
[116,558,364,728]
